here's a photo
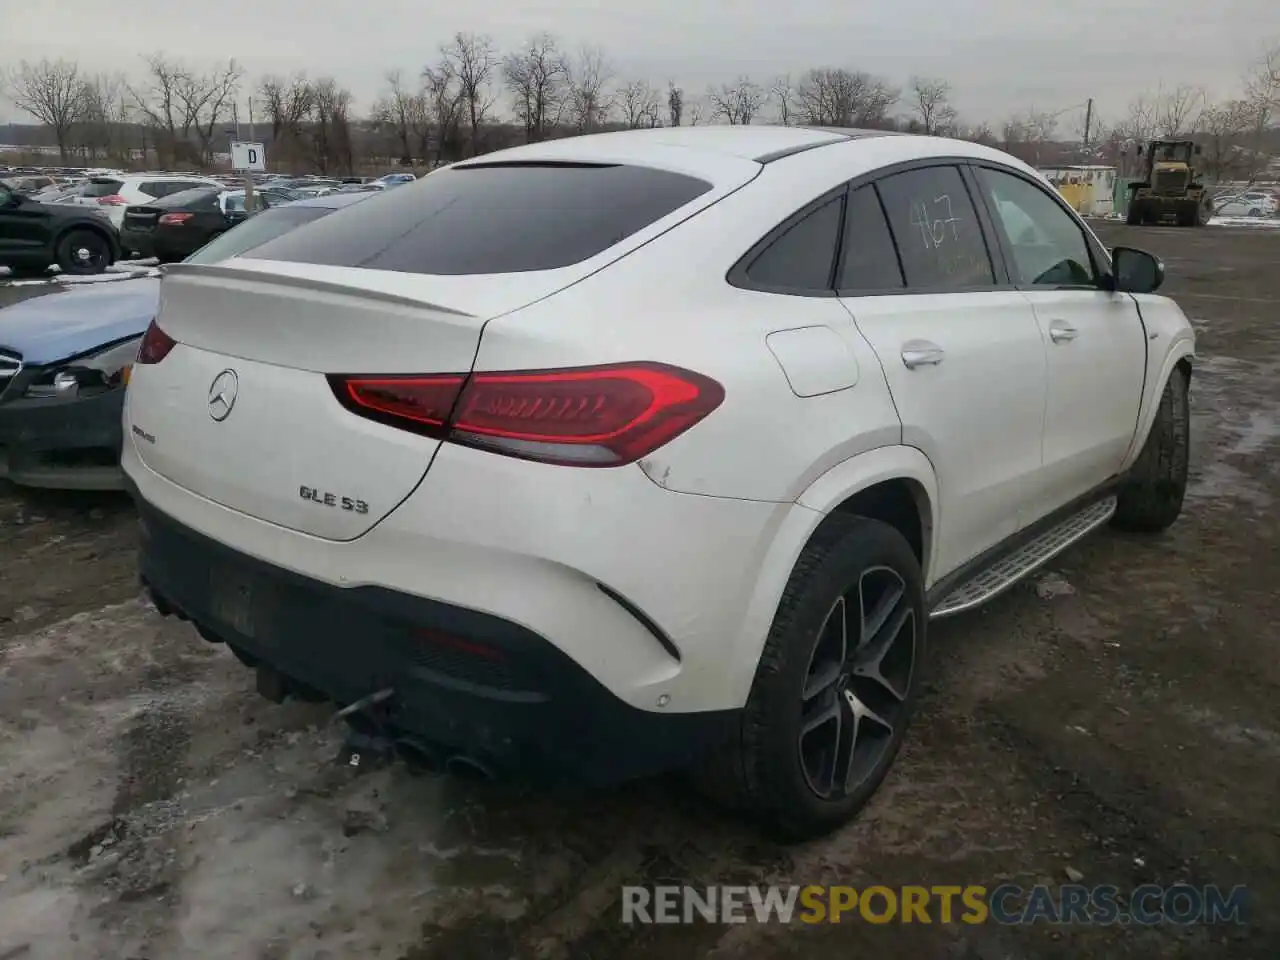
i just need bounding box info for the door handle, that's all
[1048,321,1078,343]
[901,341,945,369]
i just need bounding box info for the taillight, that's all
[136,319,177,365]
[328,362,724,467]
[97,194,127,206]
[158,212,193,225]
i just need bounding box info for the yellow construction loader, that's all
[1125,139,1214,226]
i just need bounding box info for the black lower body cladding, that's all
[129,486,739,785]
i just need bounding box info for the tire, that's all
[1112,366,1190,533]
[56,229,113,275]
[699,515,926,841]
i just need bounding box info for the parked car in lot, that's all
[123,126,1195,839]
[374,172,417,187]
[2,175,57,195]
[67,174,225,229]
[119,186,295,261]
[1213,194,1277,218]
[0,181,120,276]
[32,180,89,203]
[0,192,374,490]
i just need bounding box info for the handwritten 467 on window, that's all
[910,194,962,249]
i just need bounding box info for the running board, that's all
[929,496,1117,619]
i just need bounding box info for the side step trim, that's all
[929,495,1117,619]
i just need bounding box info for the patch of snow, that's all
[56,270,153,284]
[1208,216,1280,228]
[1035,571,1076,600]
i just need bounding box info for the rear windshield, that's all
[245,163,714,275]
[84,178,124,197]
[184,206,334,265]
[154,188,220,210]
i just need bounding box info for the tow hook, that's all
[332,687,396,773]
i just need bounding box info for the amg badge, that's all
[299,485,369,514]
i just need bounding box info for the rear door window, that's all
[246,162,714,275]
[874,165,996,289]
[837,185,904,291]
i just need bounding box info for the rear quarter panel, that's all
[470,147,913,505]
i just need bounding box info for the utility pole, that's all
[1082,97,1094,156]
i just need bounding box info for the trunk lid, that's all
[126,262,583,540]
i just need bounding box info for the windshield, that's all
[183,206,333,264]
[1155,143,1192,163]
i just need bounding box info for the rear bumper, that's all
[0,387,124,490]
[120,226,203,261]
[132,489,740,785]
[118,227,155,258]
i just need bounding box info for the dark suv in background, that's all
[0,181,120,276]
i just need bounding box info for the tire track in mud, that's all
[398,780,797,960]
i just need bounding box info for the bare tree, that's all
[566,46,613,133]
[442,32,498,156]
[796,68,899,127]
[129,54,196,166]
[1243,44,1280,182]
[770,74,796,126]
[999,109,1057,165]
[960,121,997,146]
[1109,94,1161,175]
[667,82,684,127]
[309,77,354,173]
[174,60,242,164]
[373,68,419,161]
[423,60,465,164]
[1156,83,1206,136]
[75,72,131,162]
[617,79,661,128]
[5,59,83,161]
[688,101,704,126]
[258,73,313,169]
[708,76,764,125]
[1116,94,1158,143]
[1198,99,1255,181]
[503,33,570,142]
[910,75,957,135]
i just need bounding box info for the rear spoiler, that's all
[157,262,474,317]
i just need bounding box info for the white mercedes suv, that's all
[123,126,1194,839]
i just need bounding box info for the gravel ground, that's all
[1,222,1277,959]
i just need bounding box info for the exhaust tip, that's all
[394,738,444,776]
[445,755,496,782]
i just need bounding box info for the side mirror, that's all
[1111,246,1164,294]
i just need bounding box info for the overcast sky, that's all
[4,0,1277,128]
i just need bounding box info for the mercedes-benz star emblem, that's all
[208,369,239,422]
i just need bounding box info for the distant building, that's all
[1038,164,1118,217]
